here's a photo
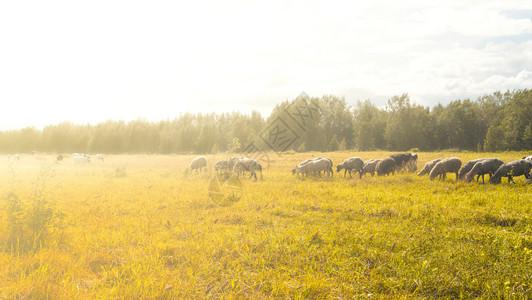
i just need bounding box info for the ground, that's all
[0,151,531,298]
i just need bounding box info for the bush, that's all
[1,164,62,254]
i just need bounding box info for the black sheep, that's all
[390,153,418,172]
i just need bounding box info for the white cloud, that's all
[0,0,530,129]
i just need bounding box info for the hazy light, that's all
[0,0,530,130]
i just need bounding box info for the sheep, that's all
[336,157,364,178]
[490,159,532,184]
[324,158,334,177]
[233,157,263,180]
[228,157,244,170]
[390,153,418,172]
[293,157,333,177]
[523,155,532,162]
[458,158,488,180]
[417,158,442,176]
[292,158,314,176]
[96,154,104,162]
[214,160,230,173]
[429,157,462,181]
[361,159,381,177]
[376,157,396,176]
[73,154,90,164]
[189,156,208,172]
[298,157,333,178]
[8,154,20,161]
[464,158,504,183]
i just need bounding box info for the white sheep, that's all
[96,154,104,162]
[299,157,333,178]
[8,154,20,161]
[361,159,381,177]
[417,158,443,176]
[189,156,208,172]
[292,158,314,176]
[429,157,462,181]
[73,154,91,164]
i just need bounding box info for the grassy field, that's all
[1,151,531,299]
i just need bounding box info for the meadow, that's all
[1,151,531,299]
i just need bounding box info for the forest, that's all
[0,89,530,154]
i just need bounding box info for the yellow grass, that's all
[1,151,531,298]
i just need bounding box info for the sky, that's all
[0,0,530,130]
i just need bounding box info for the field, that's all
[1,151,531,299]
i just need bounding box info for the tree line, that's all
[0,89,530,154]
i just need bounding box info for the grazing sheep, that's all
[361,159,381,177]
[490,159,532,184]
[228,157,244,170]
[233,157,263,180]
[214,160,230,173]
[189,156,208,172]
[464,158,504,183]
[417,158,443,176]
[429,157,462,181]
[336,157,364,178]
[390,153,418,172]
[376,157,396,176]
[96,154,104,162]
[73,154,90,164]
[299,157,333,178]
[293,157,333,177]
[8,154,21,161]
[458,158,488,180]
[292,158,314,176]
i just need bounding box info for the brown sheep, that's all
[376,157,396,176]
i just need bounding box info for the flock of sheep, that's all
[292,153,419,179]
[189,156,263,180]
[7,153,105,163]
[418,156,532,184]
[191,153,532,184]
[9,151,531,185]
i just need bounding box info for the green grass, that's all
[0,151,531,298]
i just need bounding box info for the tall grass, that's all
[1,162,62,255]
[0,152,531,298]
